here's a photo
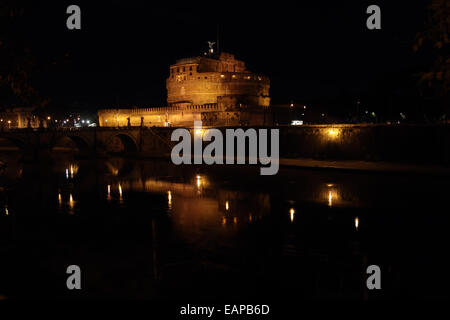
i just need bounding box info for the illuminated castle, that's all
[167,52,270,107]
[98,49,271,127]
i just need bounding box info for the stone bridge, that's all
[0,127,175,160]
[1,124,449,164]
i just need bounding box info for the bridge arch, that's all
[53,135,91,153]
[0,136,27,150]
[106,133,138,153]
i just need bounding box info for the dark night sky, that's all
[9,0,430,112]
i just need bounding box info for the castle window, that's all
[220,74,225,79]
[189,72,192,76]
[204,76,207,79]
[182,67,185,72]
[232,74,237,79]
[177,67,179,72]
[189,66,192,71]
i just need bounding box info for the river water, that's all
[0,152,449,300]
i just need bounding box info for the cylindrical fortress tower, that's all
[166,52,270,108]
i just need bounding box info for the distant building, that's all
[98,51,271,127]
[0,107,41,129]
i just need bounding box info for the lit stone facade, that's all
[0,107,41,129]
[167,52,270,107]
[98,52,271,127]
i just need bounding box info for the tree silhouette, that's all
[0,2,49,112]
[413,0,449,120]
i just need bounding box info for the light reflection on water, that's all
[118,183,123,201]
[167,190,172,210]
[0,155,433,230]
[1,153,450,299]
[68,194,75,212]
[41,157,394,230]
[70,169,273,239]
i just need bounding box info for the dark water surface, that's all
[0,152,449,300]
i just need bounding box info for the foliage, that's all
[413,0,450,97]
[0,2,49,110]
